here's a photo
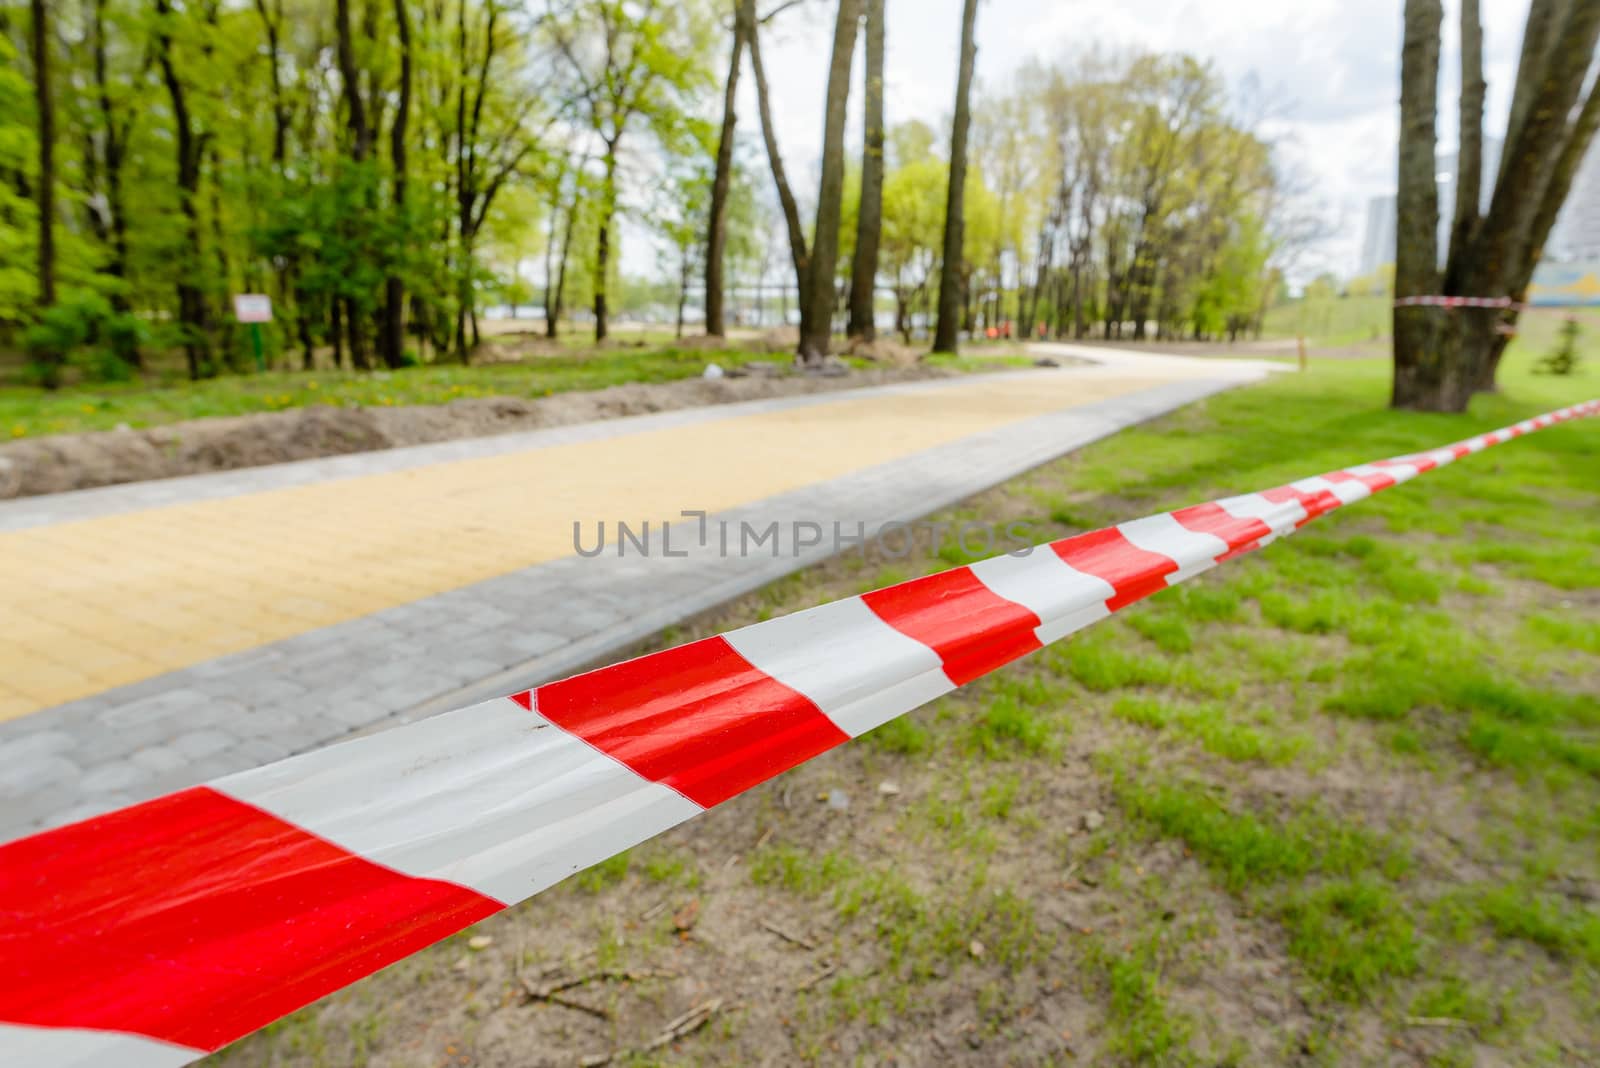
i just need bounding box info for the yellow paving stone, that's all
[0,371,1178,721]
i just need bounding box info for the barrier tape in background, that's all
[1394,295,1525,309]
[2,399,1596,1067]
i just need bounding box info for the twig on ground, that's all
[795,961,838,991]
[639,898,670,922]
[759,919,817,950]
[517,965,676,1021]
[1403,1016,1473,1030]
[578,998,725,1066]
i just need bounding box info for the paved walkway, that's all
[0,345,1280,839]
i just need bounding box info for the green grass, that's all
[1,340,796,439]
[1262,294,1390,346]
[0,334,1035,441]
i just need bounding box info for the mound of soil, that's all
[0,365,959,500]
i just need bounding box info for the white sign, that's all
[233,294,273,323]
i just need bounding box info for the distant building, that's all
[1359,195,1396,277]
[1548,140,1600,263]
[1363,137,1600,277]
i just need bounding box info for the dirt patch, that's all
[0,366,961,500]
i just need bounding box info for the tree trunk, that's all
[932,0,979,354]
[382,0,413,369]
[335,0,371,163]
[543,194,559,335]
[1392,0,1459,411]
[594,148,617,341]
[254,0,289,168]
[30,0,54,309]
[155,0,212,379]
[704,11,745,338]
[798,0,862,363]
[743,0,810,345]
[549,197,576,340]
[677,252,690,338]
[92,0,134,329]
[847,0,885,341]
[1447,0,1483,277]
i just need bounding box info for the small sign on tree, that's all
[233,294,273,323]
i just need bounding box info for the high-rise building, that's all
[1360,137,1600,276]
[1547,140,1600,263]
[1359,195,1396,276]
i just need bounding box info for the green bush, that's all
[21,292,146,388]
[1536,315,1581,376]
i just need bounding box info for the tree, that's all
[1392,0,1600,411]
[380,0,414,369]
[796,0,861,363]
[152,0,214,379]
[847,0,884,341]
[932,0,978,354]
[703,0,744,337]
[742,0,810,341]
[29,0,54,309]
[545,0,709,343]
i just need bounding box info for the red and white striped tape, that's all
[2,400,1596,1066]
[1394,295,1525,309]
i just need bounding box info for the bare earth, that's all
[0,367,958,500]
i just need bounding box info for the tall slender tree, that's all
[381,0,413,369]
[30,0,54,309]
[932,0,978,354]
[743,0,810,341]
[546,0,706,343]
[704,1,744,337]
[153,0,212,378]
[798,0,862,363]
[847,0,885,341]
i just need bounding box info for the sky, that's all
[618,0,1539,282]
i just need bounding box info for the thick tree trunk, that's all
[704,13,744,338]
[382,0,413,369]
[932,0,979,354]
[743,0,810,345]
[798,0,862,363]
[30,0,54,309]
[1392,0,1462,411]
[847,0,885,341]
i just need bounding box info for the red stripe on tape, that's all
[1325,467,1397,493]
[534,637,848,808]
[1171,502,1271,559]
[1260,484,1339,526]
[0,787,500,1052]
[1050,527,1178,611]
[862,568,1042,685]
